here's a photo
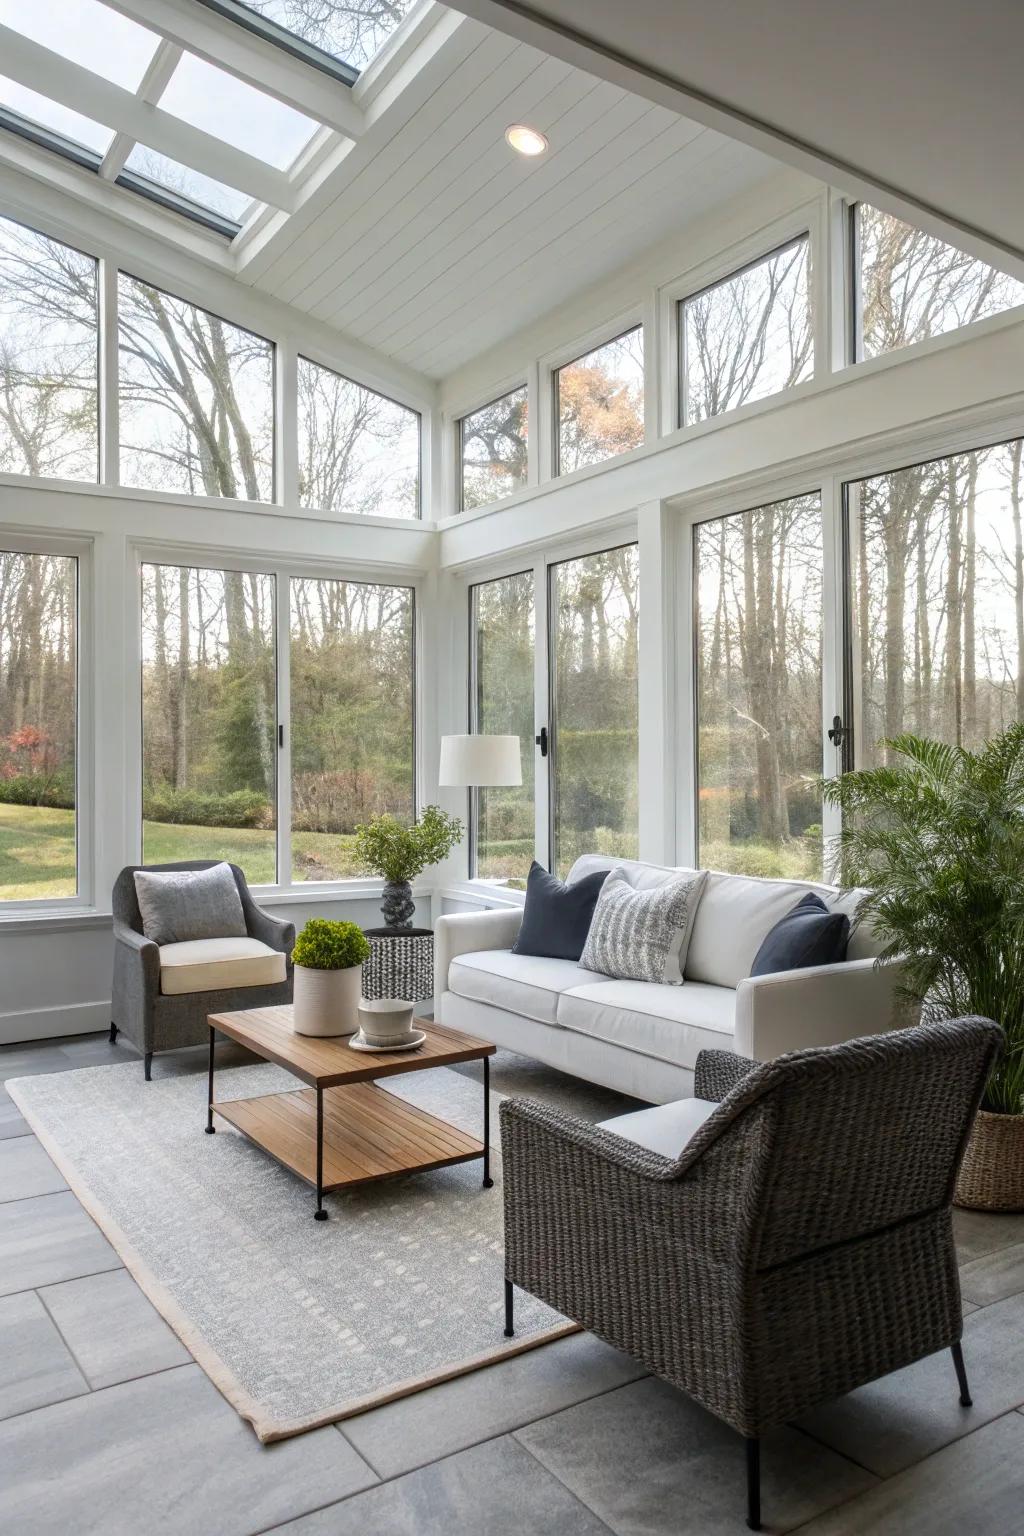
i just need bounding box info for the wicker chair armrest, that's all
[693,1049,758,1102]
[499,1096,683,1182]
[112,919,159,967]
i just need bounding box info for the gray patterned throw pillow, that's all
[579,869,708,985]
[133,862,247,946]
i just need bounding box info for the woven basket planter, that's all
[955,1110,1024,1211]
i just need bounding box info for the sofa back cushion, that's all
[827,887,884,961]
[686,872,836,988]
[566,855,701,893]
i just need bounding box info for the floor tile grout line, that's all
[506,1430,621,1535]
[0,1360,196,1431]
[784,1409,1024,1534]
[0,1184,71,1205]
[1,1265,126,1300]
[32,1286,95,1396]
[332,1366,649,1484]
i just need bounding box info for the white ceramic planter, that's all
[292,963,362,1037]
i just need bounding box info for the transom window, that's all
[297,356,420,519]
[681,235,813,425]
[555,328,644,476]
[460,387,528,511]
[853,203,1024,361]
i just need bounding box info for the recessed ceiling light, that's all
[505,124,548,157]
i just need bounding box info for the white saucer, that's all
[348,1028,427,1053]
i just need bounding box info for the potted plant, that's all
[291,918,370,1037]
[822,728,1024,1210]
[354,805,463,929]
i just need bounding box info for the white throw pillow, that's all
[579,868,708,985]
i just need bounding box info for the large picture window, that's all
[0,549,78,902]
[695,494,823,879]
[290,578,414,882]
[141,562,277,882]
[460,387,528,510]
[297,356,420,519]
[854,204,1024,361]
[555,328,644,475]
[0,217,98,481]
[119,276,274,500]
[681,236,813,425]
[550,545,638,876]
[470,572,534,884]
[848,439,1024,765]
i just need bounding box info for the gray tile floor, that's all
[1,1032,1023,1536]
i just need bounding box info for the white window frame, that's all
[129,537,423,900]
[0,530,94,915]
[455,382,530,515]
[543,310,646,483]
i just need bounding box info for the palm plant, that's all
[822,728,1024,1116]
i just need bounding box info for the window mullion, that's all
[99,257,119,486]
[276,572,291,890]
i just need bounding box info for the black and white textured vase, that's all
[380,879,415,929]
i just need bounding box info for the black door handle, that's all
[828,714,845,748]
[535,726,548,757]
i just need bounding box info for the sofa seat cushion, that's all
[447,950,605,1026]
[598,1096,718,1157]
[556,979,735,1071]
[159,937,286,996]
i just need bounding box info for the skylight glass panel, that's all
[122,146,254,226]
[159,53,319,170]
[238,0,417,72]
[0,75,113,158]
[0,0,160,92]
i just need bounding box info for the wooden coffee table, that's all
[204,1005,496,1221]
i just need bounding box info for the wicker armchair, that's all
[500,1017,1001,1531]
[111,861,294,1079]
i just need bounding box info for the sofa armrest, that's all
[433,907,524,1020]
[734,956,916,1061]
[693,1049,758,1102]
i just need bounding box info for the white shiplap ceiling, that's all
[239,13,777,378]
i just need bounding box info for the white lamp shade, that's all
[439,734,522,787]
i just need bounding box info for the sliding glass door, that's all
[694,496,824,878]
[469,571,535,885]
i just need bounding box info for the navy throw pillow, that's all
[750,892,850,977]
[512,861,608,962]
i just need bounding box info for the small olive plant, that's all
[354,805,464,884]
[292,918,370,971]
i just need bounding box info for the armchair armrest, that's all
[111,921,160,1049]
[243,900,295,958]
[112,919,159,969]
[694,1049,758,1102]
[734,956,916,1061]
[433,907,524,1019]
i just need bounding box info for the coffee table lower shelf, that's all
[213,1081,485,1197]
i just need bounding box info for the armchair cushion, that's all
[158,936,286,996]
[597,1096,718,1157]
[134,861,246,945]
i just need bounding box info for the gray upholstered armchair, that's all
[111,860,294,1079]
[500,1017,1001,1531]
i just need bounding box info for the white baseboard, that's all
[0,999,111,1047]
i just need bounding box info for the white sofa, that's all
[434,855,907,1104]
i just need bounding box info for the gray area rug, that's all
[7,1057,588,1441]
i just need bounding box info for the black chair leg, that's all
[109,1022,118,1044]
[952,1340,972,1407]
[504,1278,514,1338]
[745,1437,761,1531]
[144,1052,153,1082]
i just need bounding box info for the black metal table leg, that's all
[205,1027,216,1134]
[482,1054,493,1188]
[314,1085,328,1220]
[504,1277,514,1337]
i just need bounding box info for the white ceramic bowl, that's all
[358,998,415,1046]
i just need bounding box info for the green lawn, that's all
[0,803,359,900]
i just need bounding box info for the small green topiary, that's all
[354,805,464,884]
[292,918,370,971]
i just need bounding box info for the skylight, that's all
[159,52,319,171]
[0,0,160,93]
[0,75,113,160]
[197,0,417,77]
[121,146,252,230]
